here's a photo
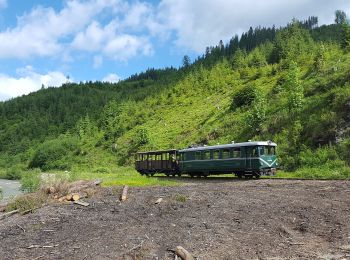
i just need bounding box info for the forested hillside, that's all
[0,14,349,179]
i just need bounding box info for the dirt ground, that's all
[0,178,350,260]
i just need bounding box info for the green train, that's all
[135,141,277,178]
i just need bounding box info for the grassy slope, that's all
[1,28,350,186]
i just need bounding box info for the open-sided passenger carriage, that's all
[135,149,179,176]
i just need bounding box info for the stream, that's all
[0,179,22,201]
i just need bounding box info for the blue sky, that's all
[0,0,349,101]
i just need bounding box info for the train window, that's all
[252,147,259,157]
[233,148,241,158]
[259,146,266,156]
[213,150,220,159]
[195,151,201,160]
[222,149,230,159]
[203,150,210,160]
[268,146,276,155]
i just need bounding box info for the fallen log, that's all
[120,185,128,202]
[0,209,19,220]
[175,246,194,260]
[66,194,72,201]
[74,200,89,207]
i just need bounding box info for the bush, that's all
[339,138,350,163]
[231,85,259,109]
[29,136,78,170]
[294,166,350,179]
[299,146,340,168]
[20,169,41,193]
[4,166,23,180]
[6,192,46,213]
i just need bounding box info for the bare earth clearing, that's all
[0,179,349,260]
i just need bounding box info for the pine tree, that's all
[335,10,347,25]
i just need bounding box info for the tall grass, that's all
[70,166,177,187]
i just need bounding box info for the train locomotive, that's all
[135,141,277,178]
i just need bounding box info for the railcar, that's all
[135,141,277,178]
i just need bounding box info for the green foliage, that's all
[135,127,150,147]
[174,194,188,202]
[273,21,315,62]
[28,136,78,170]
[231,85,259,109]
[313,43,326,72]
[6,192,46,213]
[246,88,266,132]
[339,138,350,163]
[20,169,41,193]
[4,166,24,180]
[335,10,347,25]
[231,48,247,69]
[341,23,350,51]
[285,61,304,115]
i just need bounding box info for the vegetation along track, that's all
[0,179,349,259]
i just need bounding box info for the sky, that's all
[0,0,349,101]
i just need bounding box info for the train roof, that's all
[179,141,277,152]
[136,149,177,155]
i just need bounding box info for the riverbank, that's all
[0,179,22,201]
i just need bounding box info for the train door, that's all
[245,147,253,169]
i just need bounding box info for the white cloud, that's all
[0,0,157,63]
[102,73,120,83]
[0,66,67,101]
[158,0,350,52]
[0,0,121,59]
[103,34,153,61]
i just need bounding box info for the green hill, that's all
[0,17,349,182]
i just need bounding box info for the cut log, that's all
[66,194,72,201]
[175,246,194,260]
[72,194,80,201]
[58,196,66,202]
[74,200,89,207]
[120,185,128,201]
[47,186,56,194]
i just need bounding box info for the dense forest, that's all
[0,11,349,180]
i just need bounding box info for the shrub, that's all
[5,166,23,180]
[339,138,350,164]
[174,194,187,202]
[231,85,259,109]
[6,192,46,213]
[29,136,78,170]
[135,127,150,146]
[299,146,341,168]
[20,169,41,193]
